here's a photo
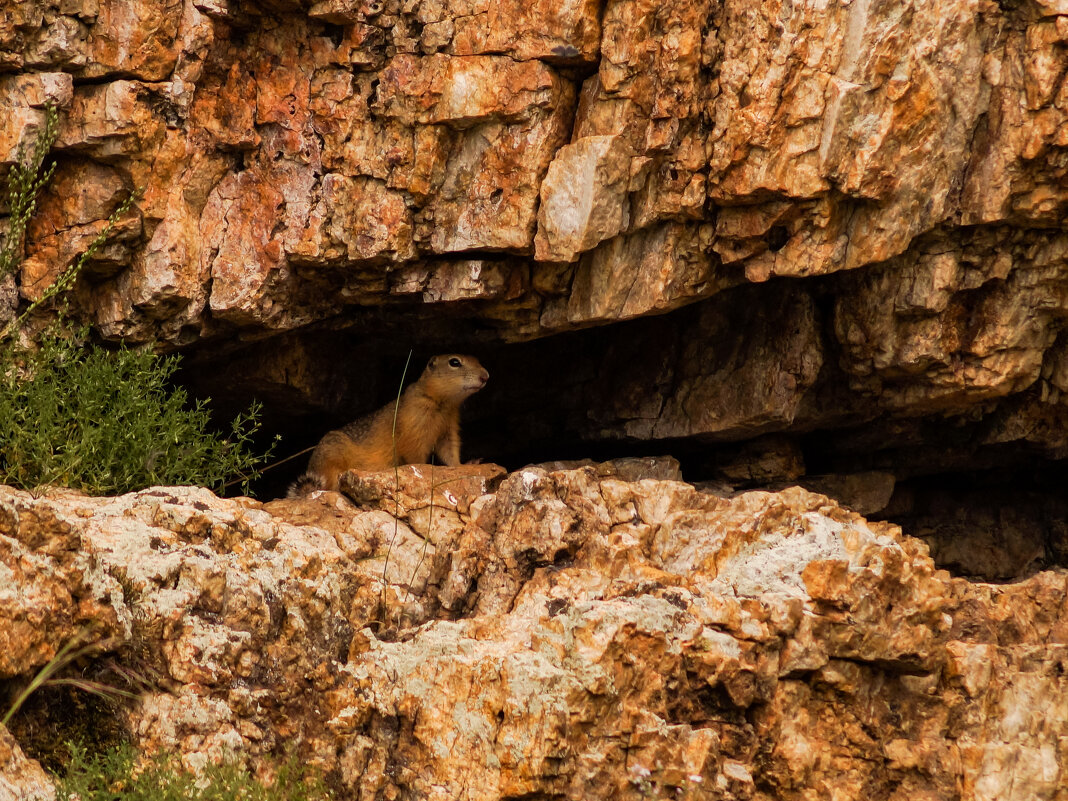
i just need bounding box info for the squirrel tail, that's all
[286,473,322,499]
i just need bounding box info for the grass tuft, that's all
[55,743,334,801]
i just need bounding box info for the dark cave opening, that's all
[2,668,129,774]
[872,463,1068,582]
[176,287,1068,582]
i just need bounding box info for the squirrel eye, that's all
[448,357,462,368]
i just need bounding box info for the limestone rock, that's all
[0,726,54,801]
[834,228,1068,412]
[376,54,562,129]
[797,471,897,517]
[0,468,1066,799]
[592,285,825,440]
[0,74,72,165]
[417,83,575,254]
[544,222,723,327]
[0,492,123,680]
[534,134,632,264]
[0,0,1061,344]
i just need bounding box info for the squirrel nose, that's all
[479,369,489,383]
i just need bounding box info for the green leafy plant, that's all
[0,103,59,283]
[55,743,334,801]
[1,103,139,338]
[0,330,272,495]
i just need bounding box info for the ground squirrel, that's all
[287,354,489,497]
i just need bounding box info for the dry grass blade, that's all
[403,459,435,605]
[380,350,413,617]
[2,632,117,727]
[41,678,138,702]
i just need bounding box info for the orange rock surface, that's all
[1,465,1066,799]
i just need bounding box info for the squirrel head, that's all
[421,354,489,403]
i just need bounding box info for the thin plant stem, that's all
[2,189,137,340]
[403,458,434,604]
[380,350,413,609]
[0,105,59,283]
[222,444,315,490]
[1,631,125,727]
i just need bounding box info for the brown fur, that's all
[287,354,489,497]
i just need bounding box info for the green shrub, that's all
[56,743,334,801]
[0,331,271,496]
[0,104,271,497]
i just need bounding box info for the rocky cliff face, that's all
[2,0,1067,796]
[8,0,1068,335]
[4,0,1066,538]
[2,466,1067,800]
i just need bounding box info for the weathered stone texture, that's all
[834,227,1068,412]
[0,0,1061,331]
[578,284,825,441]
[0,499,122,681]
[0,0,1062,456]
[1,467,1067,799]
[2,6,1068,791]
[0,726,54,801]
[0,0,1064,451]
[0,73,72,163]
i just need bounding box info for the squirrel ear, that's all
[427,356,437,369]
